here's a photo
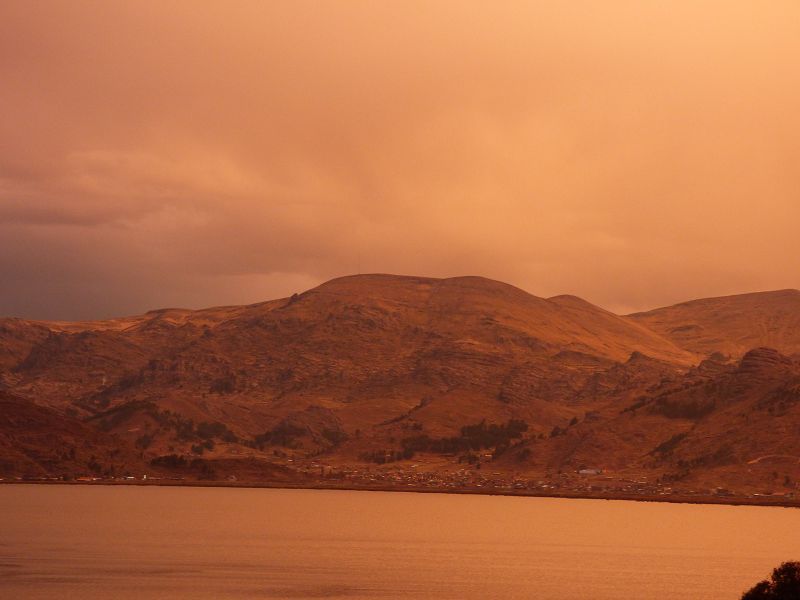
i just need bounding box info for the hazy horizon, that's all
[2,270,799,323]
[2,2,799,320]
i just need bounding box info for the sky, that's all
[1,1,799,320]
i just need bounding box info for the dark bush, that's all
[649,432,688,456]
[321,428,348,445]
[135,433,154,450]
[196,421,227,439]
[209,374,237,394]
[742,562,800,599]
[652,396,715,419]
[253,422,306,448]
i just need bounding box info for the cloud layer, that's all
[2,2,799,319]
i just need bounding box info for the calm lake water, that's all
[1,485,798,599]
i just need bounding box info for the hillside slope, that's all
[628,289,800,358]
[1,274,694,429]
[494,348,800,491]
[2,275,799,494]
[0,391,146,478]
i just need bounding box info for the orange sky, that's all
[1,1,799,319]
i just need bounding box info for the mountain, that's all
[628,289,800,358]
[0,275,692,438]
[1,274,799,496]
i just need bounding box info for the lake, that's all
[1,484,798,599]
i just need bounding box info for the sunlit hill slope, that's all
[1,275,799,493]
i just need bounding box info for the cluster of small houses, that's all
[3,467,795,501]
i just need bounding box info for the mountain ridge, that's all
[2,274,799,496]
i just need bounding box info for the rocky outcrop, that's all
[737,347,795,379]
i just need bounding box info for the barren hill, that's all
[1,274,695,425]
[628,289,800,358]
[2,275,799,495]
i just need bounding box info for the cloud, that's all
[1,1,799,319]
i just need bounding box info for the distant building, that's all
[578,468,603,475]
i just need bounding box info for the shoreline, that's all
[3,478,799,509]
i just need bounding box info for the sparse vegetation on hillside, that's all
[253,423,307,449]
[649,432,689,457]
[3,278,800,491]
[359,419,528,464]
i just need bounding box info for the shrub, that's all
[742,562,800,599]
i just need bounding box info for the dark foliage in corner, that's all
[741,562,800,599]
